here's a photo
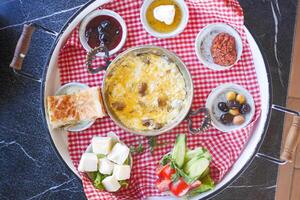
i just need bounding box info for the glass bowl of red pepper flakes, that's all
[195,23,243,71]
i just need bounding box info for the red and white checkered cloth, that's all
[58,0,261,199]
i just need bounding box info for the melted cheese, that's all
[105,53,186,131]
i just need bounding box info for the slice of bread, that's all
[47,87,106,129]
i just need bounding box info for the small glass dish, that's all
[55,82,95,132]
[205,83,255,132]
[140,0,189,38]
[195,23,243,70]
[79,9,127,57]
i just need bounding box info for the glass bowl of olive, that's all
[205,83,255,132]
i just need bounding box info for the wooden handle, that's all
[280,116,300,162]
[10,23,36,70]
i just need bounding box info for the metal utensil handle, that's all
[186,107,211,134]
[9,23,58,82]
[256,104,300,165]
[86,45,111,74]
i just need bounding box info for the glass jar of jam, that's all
[85,15,123,51]
[79,9,127,57]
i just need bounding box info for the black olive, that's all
[220,113,234,124]
[218,102,229,112]
[100,20,110,29]
[240,103,251,114]
[115,29,120,35]
[227,100,241,109]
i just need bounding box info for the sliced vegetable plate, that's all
[156,134,215,197]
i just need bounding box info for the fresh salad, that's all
[156,134,215,197]
[78,133,132,192]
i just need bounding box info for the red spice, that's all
[211,32,237,66]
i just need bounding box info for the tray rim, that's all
[40,0,272,199]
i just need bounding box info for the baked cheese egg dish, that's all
[104,52,187,131]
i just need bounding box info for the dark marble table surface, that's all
[0,0,297,199]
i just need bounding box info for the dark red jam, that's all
[85,15,123,50]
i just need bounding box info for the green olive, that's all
[236,94,246,104]
[226,91,237,101]
[229,109,240,116]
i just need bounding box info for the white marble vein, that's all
[229,184,276,190]
[270,0,285,88]
[0,0,18,6]
[26,178,76,200]
[0,124,48,141]
[51,186,82,194]
[0,140,41,167]
[274,0,281,17]
[0,4,84,31]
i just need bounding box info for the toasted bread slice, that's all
[47,87,106,128]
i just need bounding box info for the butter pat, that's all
[102,176,121,192]
[92,136,113,155]
[78,153,98,172]
[107,143,130,165]
[153,5,176,25]
[99,158,114,175]
[113,165,131,180]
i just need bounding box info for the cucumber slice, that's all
[171,134,186,168]
[185,147,204,161]
[199,167,209,179]
[183,157,210,179]
[201,150,212,161]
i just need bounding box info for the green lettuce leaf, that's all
[88,171,98,181]
[93,172,105,190]
[119,180,129,188]
[189,174,215,196]
[96,154,106,159]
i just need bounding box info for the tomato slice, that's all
[156,164,176,180]
[190,180,201,190]
[169,178,190,197]
[156,178,172,192]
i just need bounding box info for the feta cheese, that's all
[153,5,176,25]
[102,176,121,192]
[113,165,131,180]
[92,136,113,155]
[107,143,130,165]
[99,158,114,175]
[78,153,98,172]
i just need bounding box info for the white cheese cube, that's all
[113,165,131,180]
[78,153,98,172]
[92,137,113,155]
[99,158,114,175]
[107,143,130,165]
[102,176,121,192]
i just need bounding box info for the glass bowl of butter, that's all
[140,0,189,38]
